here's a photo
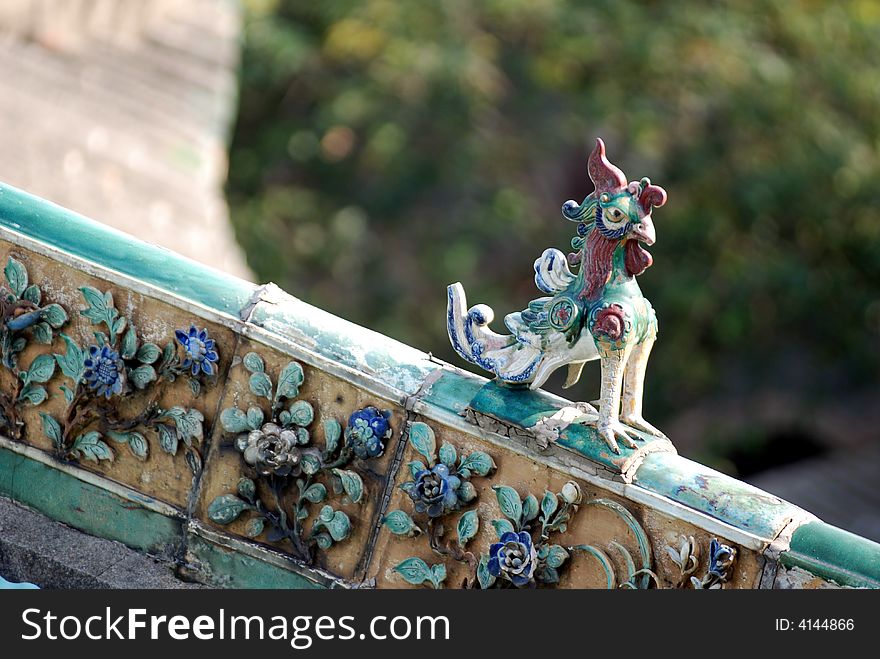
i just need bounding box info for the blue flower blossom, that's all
[405,464,461,518]
[175,325,218,376]
[345,406,391,459]
[83,344,124,398]
[708,539,736,580]
[487,531,537,587]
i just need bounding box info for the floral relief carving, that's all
[208,351,392,564]
[0,257,69,439]
[40,286,215,467]
[382,421,495,588]
[379,436,736,590]
[665,535,738,589]
[0,257,213,471]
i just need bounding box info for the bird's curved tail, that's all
[446,282,544,385]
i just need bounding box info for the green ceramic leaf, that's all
[79,286,112,325]
[288,400,314,427]
[318,505,334,522]
[155,423,178,455]
[332,468,364,503]
[242,351,264,373]
[17,383,47,406]
[189,377,200,397]
[456,481,477,503]
[323,510,351,542]
[33,322,52,344]
[456,509,479,546]
[112,316,127,340]
[120,326,138,359]
[41,303,67,329]
[127,432,148,460]
[54,333,83,382]
[538,565,559,584]
[545,544,570,569]
[521,494,539,524]
[407,460,426,478]
[246,405,264,430]
[303,483,327,503]
[161,341,176,367]
[136,342,161,364]
[72,431,112,463]
[162,407,203,446]
[438,442,457,467]
[382,509,417,536]
[294,426,309,445]
[236,477,256,502]
[323,419,341,454]
[219,407,247,433]
[249,372,273,399]
[275,361,304,400]
[477,554,496,589]
[430,563,447,589]
[22,284,40,305]
[393,557,433,586]
[60,384,74,405]
[4,257,27,297]
[459,450,494,476]
[130,364,156,389]
[541,490,558,521]
[207,494,249,525]
[314,532,333,550]
[408,422,436,463]
[244,517,264,538]
[39,412,61,448]
[493,485,522,524]
[491,518,515,539]
[301,452,321,476]
[23,354,55,384]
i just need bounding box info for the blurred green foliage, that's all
[227,0,880,439]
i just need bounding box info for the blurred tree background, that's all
[225,0,880,475]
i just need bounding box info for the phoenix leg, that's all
[620,333,666,438]
[592,343,639,453]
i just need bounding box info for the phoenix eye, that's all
[611,208,623,220]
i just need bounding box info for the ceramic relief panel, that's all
[368,416,762,589]
[0,245,236,509]
[195,336,407,581]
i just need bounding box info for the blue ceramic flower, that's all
[345,406,392,459]
[406,464,461,518]
[175,325,218,376]
[488,531,537,587]
[83,344,124,398]
[708,539,735,579]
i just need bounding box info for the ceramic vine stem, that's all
[209,352,391,564]
[448,138,669,453]
[40,286,213,468]
[0,257,68,439]
[382,421,495,589]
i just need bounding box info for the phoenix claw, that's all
[595,420,640,454]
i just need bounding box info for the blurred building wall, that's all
[0,0,251,279]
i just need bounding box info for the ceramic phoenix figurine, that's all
[447,138,668,453]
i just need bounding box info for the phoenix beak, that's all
[630,214,656,246]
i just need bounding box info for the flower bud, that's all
[561,481,582,504]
